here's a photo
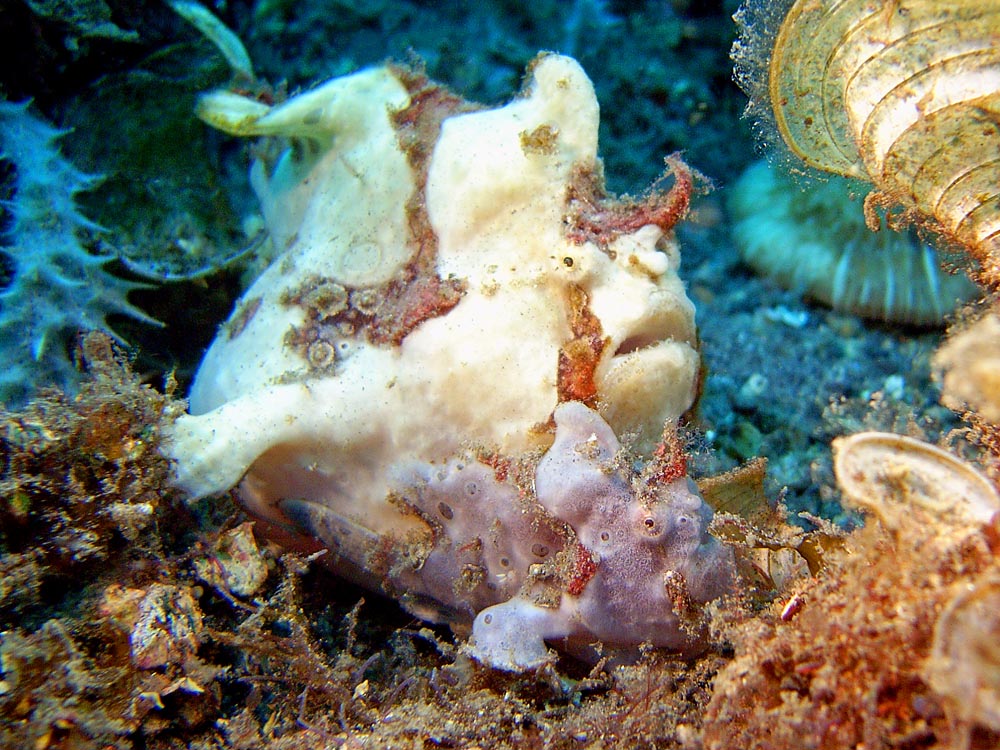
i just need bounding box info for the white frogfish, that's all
[164,54,733,670]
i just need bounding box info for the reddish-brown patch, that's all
[279,69,476,361]
[362,67,475,346]
[478,451,512,484]
[566,153,705,250]
[457,538,483,556]
[557,284,608,406]
[566,544,598,596]
[645,420,688,486]
[224,296,262,341]
[229,78,284,107]
[390,66,478,174]
[368,272,465,347]
[662,569,694,618]
[368,533,400,585]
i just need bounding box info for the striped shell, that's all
[766,0,1000,282]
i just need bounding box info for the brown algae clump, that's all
[703,428,1000,749]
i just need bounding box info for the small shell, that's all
[765,0,1000,280]
[934,312,1000,422]
[833,431,1000,526]
[926,575,1000,731]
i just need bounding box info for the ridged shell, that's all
[768,0,1000,281]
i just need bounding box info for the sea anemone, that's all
[727,160,975,326]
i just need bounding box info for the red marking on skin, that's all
[566,544,598,596]
[368,273,464,346]
[457,539,482,555]
[648,421,687,485]
[479,452,512,483]
[229,83,279,106]
[567,153,703,249]
[370,535,397,581]
[557,285,608,406]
